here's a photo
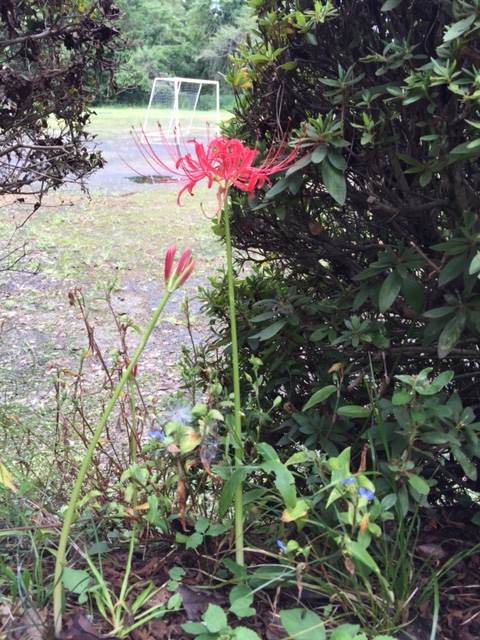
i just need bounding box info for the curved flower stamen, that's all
[131,125,302,214]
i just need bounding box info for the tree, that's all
[204,0,480,503]
[0,0,123,223]
[114,0,249,101]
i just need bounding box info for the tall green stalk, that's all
[53,288,173,638]
[222,201,244,567]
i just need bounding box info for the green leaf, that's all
[381,0,404,10]
[336,405,372,418]
[181,622,208,634]
[424,306,456,319]
[407,474,430,496]
[469,252,480,275]
[391,390,413,405]
[452,447,477,481]
[379,269,402,313]
[260,460,296,507]
[229,585,256,619]
[438,254,468,287]
[347,541,381,574]
[312,145,327,163]
[203,604,227,634]
[218,467,249,518]
[285,152,313,176]
[265,178,289,199]
[330,624,361,640]
[416,370,454,395]
[302,385,337,411]
[250,319,287,341]
[62,568,91,595]
[438,310,466,358]
[321,159,346,205]
[471,512,480,526]
[281,499,310,522]
[327,148,347,170]
[401,275,425,314]
[280,608,326,640]
[256,442,278,461]
[443,14,476,42]
[232,627,262,640]
[186,532,204,549]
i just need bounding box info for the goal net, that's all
[142,77,220,143]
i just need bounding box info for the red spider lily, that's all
[164,246,195,292]
[131,125,302,212]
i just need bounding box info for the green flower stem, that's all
[222,201,244,567]
[53,288,173,638]
[128,376,138,509]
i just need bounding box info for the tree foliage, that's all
[114,0,250,102]
[0,0,122,212]
[203,0,480,503]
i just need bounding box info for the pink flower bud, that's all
[165,247,195,292]
[164,246,177,282]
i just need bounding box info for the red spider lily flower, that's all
[131,126,302,214]
[164,246,195,292]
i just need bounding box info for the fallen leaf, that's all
[58,612,119,640]
[11,607,47,640]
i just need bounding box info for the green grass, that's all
[87,105,231,140]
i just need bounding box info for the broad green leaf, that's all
[381,0,404,10]
[452,447,477,481]
[62,567,91,595]
[281,499,310,522]
[438,310,466,358]
[330,624,361,640]
[280,608,326,640]
[265,178,289,199]
[471,512,480,526]
[186,532,204,549]
[218,467,250,518]
[312,145,327,163]
[379,269,402,313]
[181,622,207,634]
[407,474,430,495]
[285,152,313,176]
[391,390,412,405]
[321,159,346,205]
[327,148,347,170]
[423,306,456,318]
[203,604,227,634]
[401,275,425,314]
[469,252,480,275]
[260,460,296,507]
[416,370,454,395]
[256,442,278,461]
[347,541,380,574]
[336,405,372,418]
[286,172,304,195]
[302,384,337,411]
[443,14,476,42]
[250,319,287,341]
[438,254,468,287]
[232,627,262,640]
[229,585,256,619]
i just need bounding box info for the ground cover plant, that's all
[2,2,480,640]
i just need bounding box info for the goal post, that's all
[142,77,220,142]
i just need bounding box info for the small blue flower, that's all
[358,487,375,501]
[276,540,287,554]
[148,429,165,442]
[342,477,356,485]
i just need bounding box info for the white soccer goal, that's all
[142,77,220,143]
